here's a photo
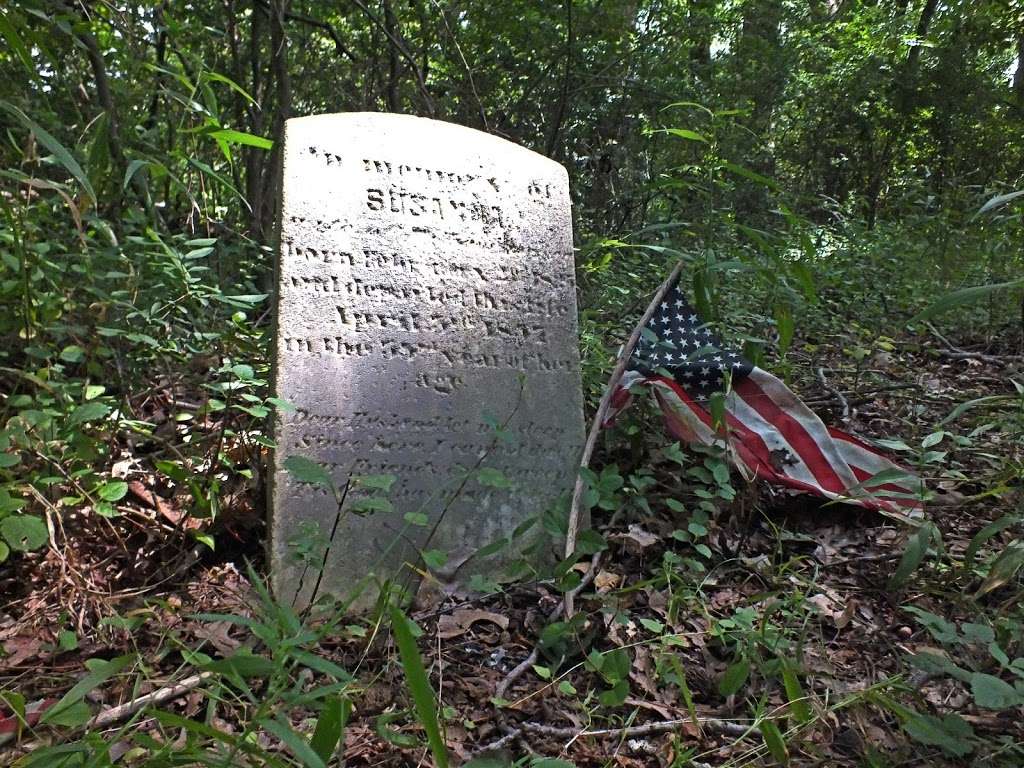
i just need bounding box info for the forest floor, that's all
[1,320,1022,767]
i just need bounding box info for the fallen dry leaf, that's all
[594,570,621,592]
[436,609,509,639]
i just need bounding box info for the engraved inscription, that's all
[269,113,584,609]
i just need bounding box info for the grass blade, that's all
[390,606,448,768]
[0,100,96,203]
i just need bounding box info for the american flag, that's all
[609,276,922,515]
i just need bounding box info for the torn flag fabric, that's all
[608,275,922,514]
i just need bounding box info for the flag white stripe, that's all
[725,391,822,489]
[747,368,861,490]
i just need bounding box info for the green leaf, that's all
[355,474,396,492]
[964,515,1020,569]
[0,540,8,562]
[600,648,631,684]
[67,402,111,426]
[903,606,958,645]
[262,715,326,768]
[0,11,34,75]
[888,523,937,590]
[902,711,975,756]
[664,128,708,143]
[203,650,277,678]
[976,542,1024,597]
[911,279,1024,323]
[0,100,96,202]
[207,128,274,150]
[970,673,1021,709]
[718,658,750,696]
[0,515,48,551]
[283,455,335,490]
[781,661,811,724]
[97,480,128,502]
[463,758,513,768]
[42,700,92,727]
[389,606,449,768]
[291,650,352,682]
[477,467,512,488]
[574,529,607,555]
[59,345,84,362]
[421,549,448,570]
[351,496,392,515]
[761,719,790,765]
[123,158,150,190]
[720,161,778,190]
[310,696,351,764]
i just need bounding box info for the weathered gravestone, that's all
[269,113,584,606]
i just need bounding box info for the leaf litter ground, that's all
[1,325,1022,767]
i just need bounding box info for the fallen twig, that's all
[815,366,850,422]
[87,672,213,729]
[473,715,758,761]
[564,260,685,615]
[521,716,760,739]
[3,672,212,753]
[494,552,603,701]
[925,321,1023,365]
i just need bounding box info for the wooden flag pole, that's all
[563,259,685,616]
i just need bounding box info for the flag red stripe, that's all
[733,377,848,495]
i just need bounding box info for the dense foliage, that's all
[1,1,1023,766]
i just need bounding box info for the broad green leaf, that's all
[0,100,96,202]
[283,455,335,490]
[0,515,48,551]
[970,673,1021,709]
[574,529,607,555]
[421,549,448,570]
[351,496,392,515]
[719,658,750,696]
[902,711,974,757]
[123,158,150,190]
[97,480,128,502]
[940,394,1013,425]
[477,467,512,488]
[355,474,396,492]
[389,606,449,768]
[903,606,958,645]
[291,650,352,682]
[67,401,111,426]
[203,650,277,678]
[720,161,778,190]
